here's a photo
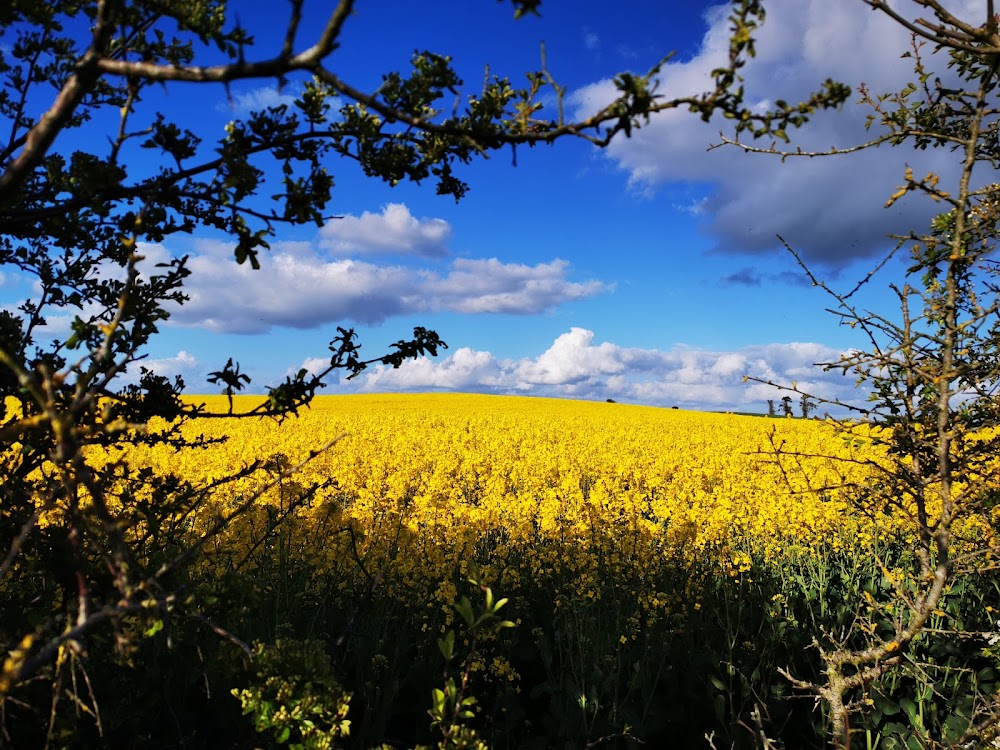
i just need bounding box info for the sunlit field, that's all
[68,394,998,747]
[121,393,889,593]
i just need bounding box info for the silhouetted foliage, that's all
[0,1,848,745]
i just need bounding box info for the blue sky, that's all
[4,0,975,412]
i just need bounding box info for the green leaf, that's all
[437,630,455,660]
[455,596,475,627]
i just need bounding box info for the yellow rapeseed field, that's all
[108,394,895,614]
[9,393,998,744]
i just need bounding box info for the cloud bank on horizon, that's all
[144,327,861,413]
[285,327,857,411]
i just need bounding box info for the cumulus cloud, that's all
[571,0,984,266]
[425,259,606,314]
[513,328,624,385]
[355,347,508,392]
[318,203,451,257]
[295,357,330,379]
[344,327,859,412]
[140,350,199,378]
[168,240,606,333]
[108,350,201,389]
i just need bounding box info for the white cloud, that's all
[583,28,601,53]
[571,0,985,266]
[513,327,623,385]
[168,240,606,333]
[342,327,860,412]
[295,357,330,379]
[140,350,198,379]
[7,231,599,337]
[109,350,200,389]
[318,203,451,257]
[424,259,606,314]
[358,347,506,392]
[219,85,300,116]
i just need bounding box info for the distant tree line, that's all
[767,395,814,418]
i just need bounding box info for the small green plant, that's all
[233,638,352,750]
[428,578,515,750]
